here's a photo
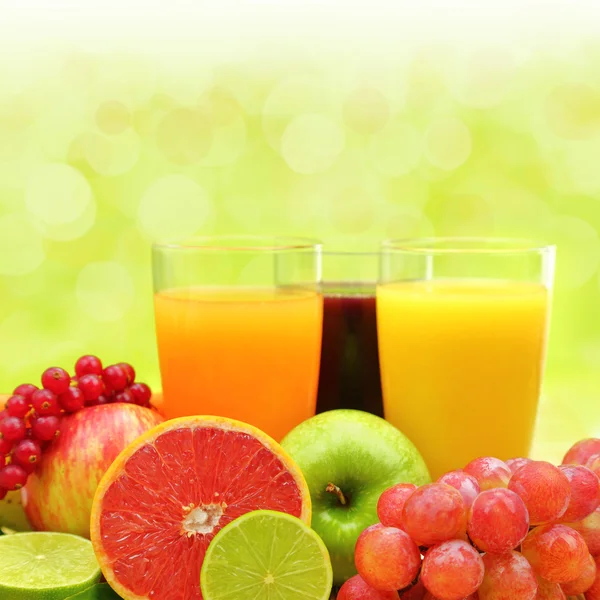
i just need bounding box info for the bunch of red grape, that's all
[0,355,152,499]
[339,439,600,600]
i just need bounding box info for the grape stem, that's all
[326,483,347,506]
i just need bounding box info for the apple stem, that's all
[326,482,347,506]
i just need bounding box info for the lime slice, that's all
[201,510,333,600]
[0,531,101,600]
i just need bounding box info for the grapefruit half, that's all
[90,416,311,600]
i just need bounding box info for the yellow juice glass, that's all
[152,237,323,441]
[377,238,555,479]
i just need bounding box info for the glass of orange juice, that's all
[152,236,323,441]
[377,237,555,478]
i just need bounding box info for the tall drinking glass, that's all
[152,236,323,441]
[377,238,555,478]
[316,252,383,417]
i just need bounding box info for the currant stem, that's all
[326,482,347,506]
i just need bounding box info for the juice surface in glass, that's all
[377,279,549,479]
[316,283,383,416]
[154,286,323,441]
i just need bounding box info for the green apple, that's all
[281,409,430,585]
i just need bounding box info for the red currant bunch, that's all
[0,355,153,500]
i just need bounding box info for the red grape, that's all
[521,523,589,583]
[0,464,28,490]
[560,552,596,595]
[563,438,600,466]
[402,483,466,547]
[338,575,400,600]
[114,389,135,404]
[58,387,85,413]
[355,525,421,591]
[117,362,136,384]
[103,365,128,392]
[558,464,600,522]
[12,383,38,399]
[583,556,600,600]
[564,506,600,556]
[6,395,29,418]
[31,415,61,441]
[478,551,537,600]
[129,382,152,406]
[508,461,570,524]
[12,439,42,470]
[377,483,417,529]
[0,437,12,454]
[75,355,103,377]
[467,488,529,553]
[420,539,484,600]
[534,577,566,599]
[464,457,511,490]
[41,367,71,395]
[77,374,104,403]
[31,389,61,416]
[0,416,26,441]
[437,470,480,508]
[400,581,426,600]
[506,457,533,474]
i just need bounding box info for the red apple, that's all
[22,403,164,537]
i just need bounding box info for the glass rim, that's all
[381,236,556,255]
[152,235,322,253]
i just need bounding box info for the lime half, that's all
[201,510,333,600]
[0,531,101,600]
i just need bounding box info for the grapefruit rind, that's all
[90,415,312,600]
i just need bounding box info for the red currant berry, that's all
[12,439,42,470]
[117,362,136,384]
[31,389,61,416]
[0,437,13,454]
[0,453,5,467]
[6,395,30,418]
[0,409,7,422]
[75,355,103,378]
[103,365,128,392]
[0,464,28,490]
[77,374,104,403]
[0,416,26,441]
[31,415,61,441]
[129,382,152,406]
[0,487,7,500]
[41,367,71,395]
[114,389,135,404]
[12,383,38,399]
[58,387,85,413]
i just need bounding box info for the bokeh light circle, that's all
[138,175,212,240]
[25,163,93,226]
[343,87,390,135]
[369,120,423,176]
[156,108,213,165]
[424,117,472,170]
[546,83,600,140]
[0,213,45,276]
[76,261,135,322]
[96,100,131,135]
[280,114,345,174]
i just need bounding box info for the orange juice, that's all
[377,279,549,478]
[154,287,323,441]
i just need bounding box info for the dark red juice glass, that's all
[316,252,383,417]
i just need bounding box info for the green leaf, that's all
[65,583,122,600]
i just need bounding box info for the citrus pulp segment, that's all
[200,510,333,600]
[0,531,101,599]
[90,416,311,600]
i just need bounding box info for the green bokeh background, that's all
[1,40,600,461]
